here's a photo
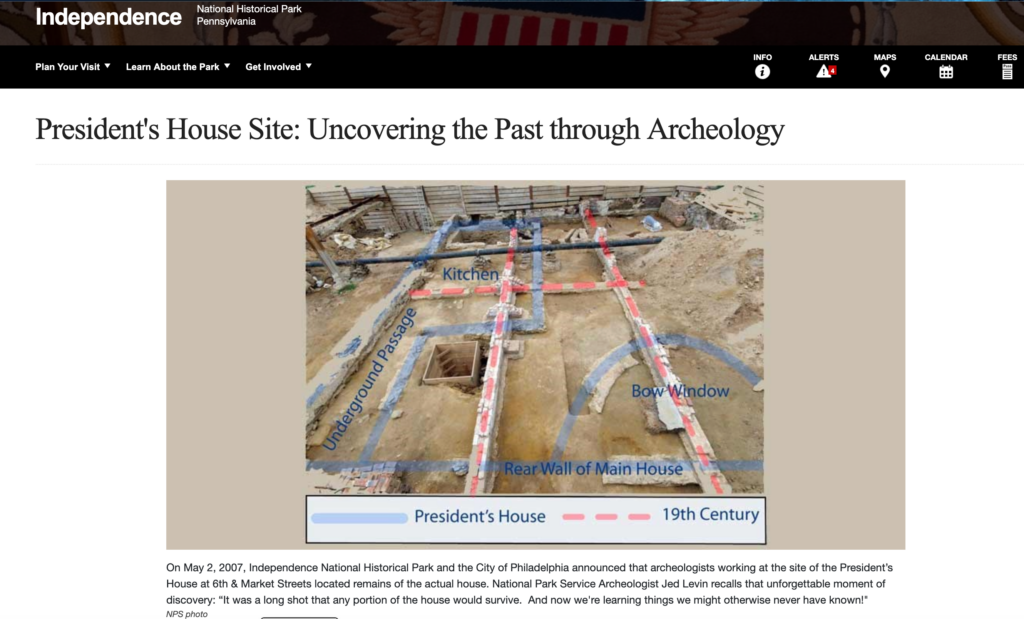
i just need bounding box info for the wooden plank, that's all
[312,200,386,237]
[698,201,745,224]
[306,224,343,283]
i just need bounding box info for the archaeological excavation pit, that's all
[304,184,765,498]
[422,341,482,387]
[446,228,516,248]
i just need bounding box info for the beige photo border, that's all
[167,180,905,550]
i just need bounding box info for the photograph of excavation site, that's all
[305,183,764,498]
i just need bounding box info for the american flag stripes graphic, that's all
[442,3,649,46]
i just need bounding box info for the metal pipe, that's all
[306,237,663,268]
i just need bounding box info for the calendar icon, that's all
[939,65,954,79]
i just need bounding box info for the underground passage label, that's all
[307,496,766,544]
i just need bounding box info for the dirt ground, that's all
[305,214,764,494]
[615,223,765,376]
[305,231,430,381]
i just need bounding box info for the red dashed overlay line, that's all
[625,296,640,317]
[711,476,724,494]
[653,356,668,377]
[639,325,655,348]
[409,280,644,299]
[559,513,654,522]
[581,207,728,496]
[695,445,711,468]
[467,227,519,497]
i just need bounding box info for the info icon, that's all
[755,64,770,80]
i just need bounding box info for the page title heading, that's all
[35,117,786,146]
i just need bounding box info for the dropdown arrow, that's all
[104,63,110,68]
[306,63,312,68]
[224,63,230,68]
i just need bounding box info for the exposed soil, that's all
[616,225,765,376]
[305,231,428,381]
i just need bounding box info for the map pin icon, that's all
[880,65,890,78]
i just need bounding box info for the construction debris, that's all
[642,215,663,232]
[560,228,588,244]
[311,200,387,238]
[693,185,764,225]
[317,464,404,495]
[331,233,357,250]
[306,272,325,293]
[688,200,741,230]
[659,196,689,227]
[542,251,561,272]
[503,339,525,360]
[329,232,392,252]
[656,393,684,430]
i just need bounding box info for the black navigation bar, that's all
[9,46,1022,89]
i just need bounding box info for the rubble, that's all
[542,251,561,272]
[503,339,525,360]
[559,228,588,244]
[330,232,392,251]
[658,196,688,227]
[306,271,325,293]
[642,398,669,433]
[316,464,404,495]
[656,393,684,430]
